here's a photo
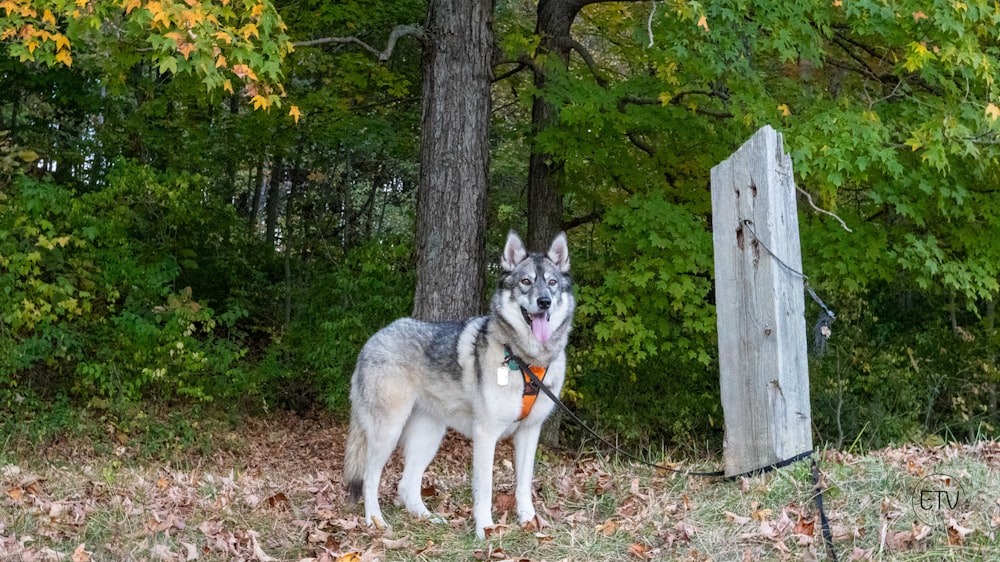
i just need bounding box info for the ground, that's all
[2,411,1000,561]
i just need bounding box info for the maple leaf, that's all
[232,64,258,81]
[696,15,709,32]
[985,103,1000,122]
[252,94,275,110]
[778,103,791,116]
[912,11,928,21]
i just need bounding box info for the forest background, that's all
[2,0,1000,454]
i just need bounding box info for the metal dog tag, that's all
[497,366,509,386]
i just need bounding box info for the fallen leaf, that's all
[629,542,649,559]
[265,492,289,510]
[595,519,617,536]
[381,537,410,550]
[71,543,91,562]
[249,531,277,562]
[850,546,874,560]
[947,519,974,546]
[521,513,549,532]
[725,511,751,525]
[794,516,816,537]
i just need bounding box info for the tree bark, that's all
[526,0,582,251]
[412,0,495,321]
[265,154,285,248]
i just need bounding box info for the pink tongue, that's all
[531,315,551,342]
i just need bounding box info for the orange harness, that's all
[518,364,547,420]
[504,347,548,421]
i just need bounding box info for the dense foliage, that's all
[2,0,999,450]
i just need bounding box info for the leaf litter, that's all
[1,412,999,560]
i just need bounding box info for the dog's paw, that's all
[365,514,388,530]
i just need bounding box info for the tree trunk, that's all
[412,0,495,321]
[526,0,582,251]
[265,155,285,248]
[531,0,587,448]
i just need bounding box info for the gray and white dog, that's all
[344,231,574,539]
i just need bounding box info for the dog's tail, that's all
[343,412,366,501]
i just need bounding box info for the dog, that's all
[343,231,574,539]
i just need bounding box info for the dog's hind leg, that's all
[396,412,447,522]
[512,422,543,525]
[358,403,412,530]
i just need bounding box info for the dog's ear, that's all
[547,232,570,273]
[501,231,528,271]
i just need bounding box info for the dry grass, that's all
[2,411,999,561]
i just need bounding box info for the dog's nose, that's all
[537,296,551,310]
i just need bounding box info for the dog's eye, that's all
[548,279,557,286]
[520,278,531,286]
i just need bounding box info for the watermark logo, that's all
[911,473,966,525]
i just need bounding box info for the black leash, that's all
[510,355,838,560]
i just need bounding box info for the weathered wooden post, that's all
[711,125,812,477]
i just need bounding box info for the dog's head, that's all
[497,231,573,344]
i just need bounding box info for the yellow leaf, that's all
[42,9,56,25]
[251,94,269,110]
[250,3,264,18]
[213,31,232,44]
[223,79,234,94]
[986,103,1000,122]
[215,54,227,68]
[697,15,709,32]
[181,9,202,27]
[122,0,141,14]
[75,0,87,7]
[241,23,259,40]
[26,40,38,53]
[55,49,72,66]
[912,11,928,21]
[778,103,791,116]
[54,33,70,51]
[289,105,302,124]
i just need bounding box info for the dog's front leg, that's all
[471,434,498,539]
[512,422,542,525]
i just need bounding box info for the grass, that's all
[1,406,999,561]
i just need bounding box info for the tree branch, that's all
[564,209,604,230]
[493,58,533,83]
[555,36,608,87]
[797,187,853,232]
[292,24,424,62]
